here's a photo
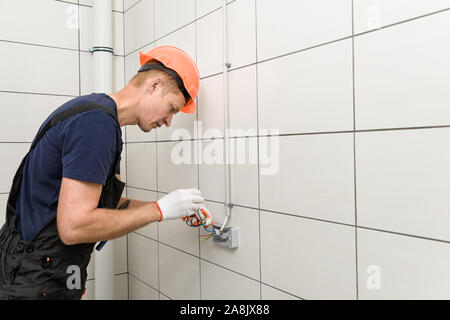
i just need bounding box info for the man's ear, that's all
[147,77,162,94]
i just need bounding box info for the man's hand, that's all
[156,188,204,221]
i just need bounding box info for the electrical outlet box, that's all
[212,226,239,249]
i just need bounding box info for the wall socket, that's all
[212,225,239,249]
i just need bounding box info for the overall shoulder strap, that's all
[31,102,119,151]
[5,103,120,223]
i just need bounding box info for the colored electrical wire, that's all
[200,234,215,242]
[202,225,215,233]
[183,208,214,228]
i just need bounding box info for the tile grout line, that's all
[254,0,263,301]
[152,0,162,301]
[140,232,261,283]
[0,38,80,52]
[0,90,78,98]
[55,0,123,12]
[1,6,446,66]
[128,273,160,296]
[351,0,359,300]
[124,0,142,14]
[0,37,125,56]
[5,125,450,145]
[133,219,450,299]
[353,6,450,37]
[124,0,239,58]
[126,185,450,245]
[194,0,203,301]
[133,230,303,299]
[356,225,450,245]
[259,282,304,300]
[123,124,450,144]
[129,260,303,300]
[124,5,445,77]
[124,0,448,59]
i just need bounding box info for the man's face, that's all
[138,78,186,133]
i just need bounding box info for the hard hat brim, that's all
[181,98,196,114]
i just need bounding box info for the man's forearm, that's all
[116,197,149,210]
[68,199,161,244]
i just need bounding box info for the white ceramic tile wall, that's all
[261,284,302,300]
[128,232,159,290]
[124,0,155,55]
[159,242,200,300]
[121,1,450,300]
[124,0,140,12]
[196,0,224,18]
[256,0,352,62]
[257,39,354,135]
[259,134,355,225]
[0,195,8,227]
[0,0,128,299]
[261,210,357,300]
[126,142,157,190]
[353,0,450,34]
[356,129,450,241]
[0,0,79,49]
[357,228,450,299]
[65,0,124,12]
[157,141,198,192]
[82,274,128,300]
[0,93,72,142]
[354,11,450,130]
[154,0,196,40]
[198,138,259,207]
[128,275,159,300]
[200,260,260,300]
[0,143,31,193]
[0,41,79,96]
[196,9,223,78]
[228,66,258,137]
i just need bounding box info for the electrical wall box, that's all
[212,226,239,249]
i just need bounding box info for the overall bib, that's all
[0,103,125,300]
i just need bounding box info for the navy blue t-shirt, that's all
[15,93,123,241]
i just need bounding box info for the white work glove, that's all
[156,188,204,221]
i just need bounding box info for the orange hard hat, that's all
[138,46,200,114]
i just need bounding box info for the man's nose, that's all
[165,113,174,127]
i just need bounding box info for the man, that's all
[0,46,204,299]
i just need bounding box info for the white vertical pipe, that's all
[93,0,114,300]
[221,0,232,231]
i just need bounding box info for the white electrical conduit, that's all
[92,0,114,300]
[221,0,232,233]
